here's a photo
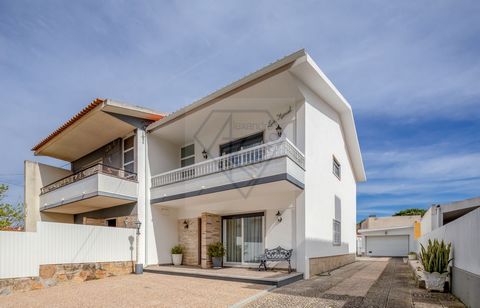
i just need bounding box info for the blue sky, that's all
[0,1,479,221]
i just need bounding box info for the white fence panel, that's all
[0,222,136,279]
[38,222,135,265]
[0,231,39,279]
[417,207,480,276]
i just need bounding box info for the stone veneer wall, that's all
[0,261,133,296]
[308,254,355,278]
[200,213,221,268]
[178,218,200,265]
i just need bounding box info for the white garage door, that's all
[366,235,409,257]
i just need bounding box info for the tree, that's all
[0,184,24,229]
[393,208,426,217]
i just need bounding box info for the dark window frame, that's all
[332,156,341,180]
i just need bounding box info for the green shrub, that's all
[207,242,226,257]
[171,245,184,254]
[419,239,452,273]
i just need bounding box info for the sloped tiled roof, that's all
[31,98,105,151]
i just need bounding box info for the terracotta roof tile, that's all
[31,98,105,151]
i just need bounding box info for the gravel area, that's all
[0,272,269,308]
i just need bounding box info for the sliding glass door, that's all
[223,213,264,265]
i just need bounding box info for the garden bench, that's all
[258,246,293,273]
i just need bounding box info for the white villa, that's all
[24,49,366,278]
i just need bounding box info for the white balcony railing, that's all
[151,138,305,188]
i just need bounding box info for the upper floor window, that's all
[181,144,195,167]
[123,135,135,179]
[333,196,341,245]
[333,156,341,180]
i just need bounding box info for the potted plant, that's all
[408,252,417,260]
[171,245,184,266]
[419,239,452,292]
[207,242,226,268]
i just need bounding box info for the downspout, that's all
[435,204,441,229]
[143,127,149,266]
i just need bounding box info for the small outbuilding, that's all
[357,215,420,257]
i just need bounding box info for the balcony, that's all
[150,138,305,204]
[40,164,138,214]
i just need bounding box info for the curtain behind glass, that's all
[225,218,242,262]
[243,216,263,263]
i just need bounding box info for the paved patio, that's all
[246,258,465,308]
[145,264,303,286]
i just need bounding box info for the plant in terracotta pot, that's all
[171,245,184,266]
[207,242,226,269]
[408,252,417,260]
[419,239,452,291]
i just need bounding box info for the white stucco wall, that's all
[417,207,480,276]
[24,161,74,231]
[300,83,357,261]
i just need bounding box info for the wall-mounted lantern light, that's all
[276,124,283,137]
[276,210,283,223]
[202,149,208,159]
[183,220,189,229]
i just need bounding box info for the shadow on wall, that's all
[129,235,134,271]
[151,206,178,265]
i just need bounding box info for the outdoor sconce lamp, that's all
[134,221,142,235]
[276,210,283,223]
[202,149,208,159]
[183,220,189,229]
[276,124,283,137]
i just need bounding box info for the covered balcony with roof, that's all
[147,58,307,206]
[26,99,163,221]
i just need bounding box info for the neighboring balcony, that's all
[40,164,138,214]
[150,138,305,204]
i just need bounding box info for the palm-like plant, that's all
[419,239,452,273]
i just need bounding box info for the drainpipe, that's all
[144,128,149,266]
[435,204,441,229]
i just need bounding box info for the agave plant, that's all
[419,239,452,273]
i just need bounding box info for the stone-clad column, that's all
[200,213,221,268]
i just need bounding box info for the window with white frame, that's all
[333,196,341,245]
[123,135,135,178]
[333,156,341,180]
[180,144,195,167]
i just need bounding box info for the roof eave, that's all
[147,49,307,132]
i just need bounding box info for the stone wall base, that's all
[309,253,355,278]
[0,261,133,296]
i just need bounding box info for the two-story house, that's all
[24,50,366,278]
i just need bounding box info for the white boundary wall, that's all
[417,207,480,276]
[0,222,136,279]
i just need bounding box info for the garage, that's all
[365,235,409,257]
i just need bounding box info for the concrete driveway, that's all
[246,258,464,308]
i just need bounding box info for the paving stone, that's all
[246,258,464,308]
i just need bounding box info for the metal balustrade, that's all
[151,138,305,188]
[40,163,137,195]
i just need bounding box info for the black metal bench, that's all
[258,246,293,273]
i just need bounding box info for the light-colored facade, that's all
[357,215,421,257]
[24,50,366,278]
